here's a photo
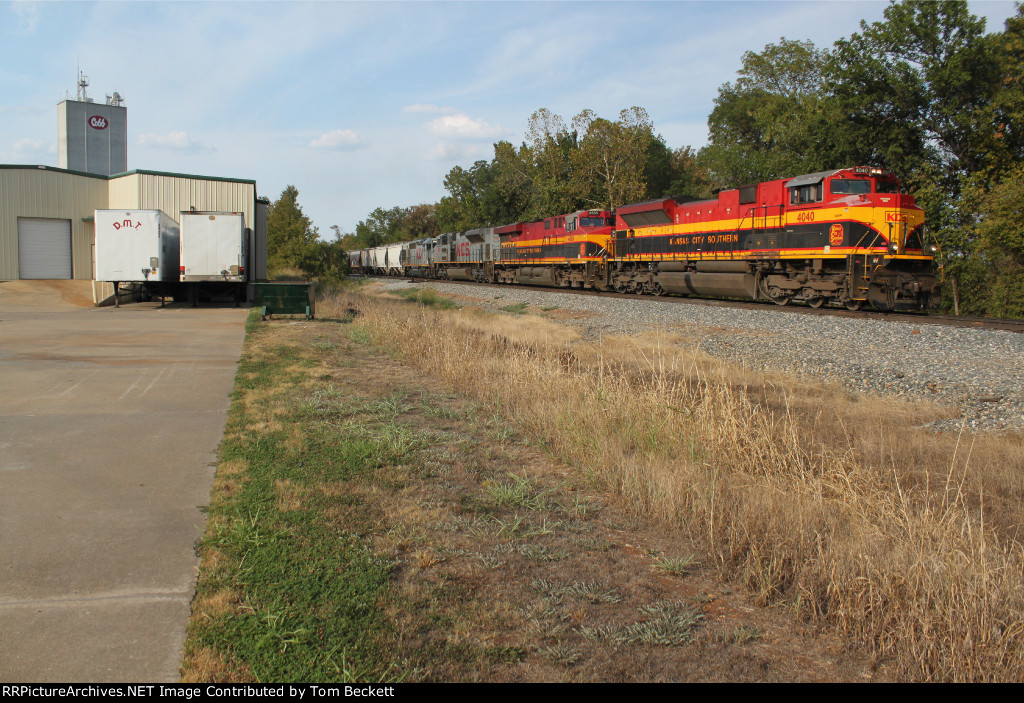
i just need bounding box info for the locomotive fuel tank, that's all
[656,271,758,299]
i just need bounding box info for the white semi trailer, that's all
[179,211,248,306]
[179,211,247,282]
[94,209,180,306]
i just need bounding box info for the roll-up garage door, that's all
[18,218,72,279]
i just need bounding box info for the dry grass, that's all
[321,286,1024,682]
[180,647,256,684]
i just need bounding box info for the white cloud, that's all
[137,131,215,152]
[403,103,456,114]
[426,142,486,162]
[427,113,509,139]
[308,129,367,151]
[12,137,49,154]
[11,3,38,34]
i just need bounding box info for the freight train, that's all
[349,166,940,311]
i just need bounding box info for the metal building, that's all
[3,78,267,292]
[0,165,267,285]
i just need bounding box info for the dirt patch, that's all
[0,280,95,308]
[539,308,600,323]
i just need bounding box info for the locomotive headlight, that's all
[890,243,899,252]
[928,245,938,253]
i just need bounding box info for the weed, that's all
[522,518,561,537]
[722,625,764,645]
[585,602,703,647]
[368,394,412,420]
[531,579,565,601]
[490,515,526,540]
[564,581,622,604]
[310,338,336,351]
[500,302,528,314]
[484,646,527,664]
[557,495,598,520]
[476,554,508,569]
[493,427,516,443]
[484,473,549,510]
[539,643,582,666]
[348,326,371,345]
[515,544,562,561]
[654,554,699,577]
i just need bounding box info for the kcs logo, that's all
[89,116,108,130]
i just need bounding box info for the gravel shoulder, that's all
[381,279,1024,434]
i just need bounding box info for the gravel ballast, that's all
[380,280,1024,434]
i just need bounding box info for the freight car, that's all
[349,166,940,311]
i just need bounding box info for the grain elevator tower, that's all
[57,71,127,176]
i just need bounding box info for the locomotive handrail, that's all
[740,205,785,235]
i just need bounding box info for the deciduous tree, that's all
[572,107,653,210]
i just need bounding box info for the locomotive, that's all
[349,166,940,311]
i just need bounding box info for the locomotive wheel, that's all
[807,296,826,309]
[769,293,791,306]
[844,300,863,311]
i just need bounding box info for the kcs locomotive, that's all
[349,166,940,311]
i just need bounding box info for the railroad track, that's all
[357,274,1024,334]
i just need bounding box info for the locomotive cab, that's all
[781,166,936,309]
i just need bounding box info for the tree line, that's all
[269,0,1024,317]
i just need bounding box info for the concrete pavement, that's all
[0,281,247,682]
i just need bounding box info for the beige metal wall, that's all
[108,173,255,231]
[2,167,259,281]
[0,168,109,280]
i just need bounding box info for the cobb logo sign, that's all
[88,115,108,130]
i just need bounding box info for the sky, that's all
[1,1,1019,235]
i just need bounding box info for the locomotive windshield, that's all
[579,217,608,227]
[876,180,900,194]
[830,178,871,195]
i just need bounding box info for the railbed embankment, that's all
[382,279,1024,433]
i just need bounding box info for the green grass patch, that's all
[394,287,458,310]
[483,473,550,510]
[185,317,404,683]
[500,302,528,314]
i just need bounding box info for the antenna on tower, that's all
[105,90,124,107]
[76,67,93,103]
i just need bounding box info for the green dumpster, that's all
[252,281,315,320]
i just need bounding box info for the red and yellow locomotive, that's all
[610,166,938,310]
[494,167,939,311]
[495,210,615,288]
